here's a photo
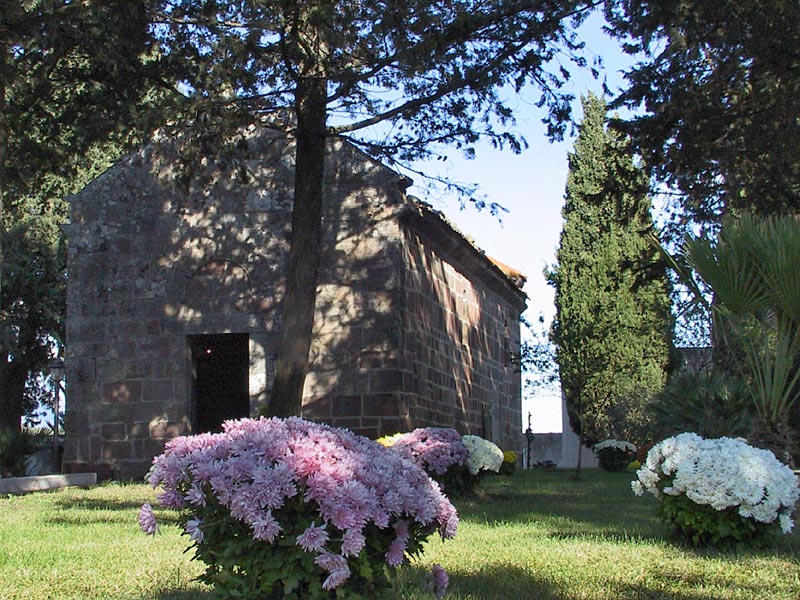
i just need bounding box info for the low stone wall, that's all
[0,473,97,495]
[520,433,563,467]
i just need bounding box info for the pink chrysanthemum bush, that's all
[388,427,472,494]
[383,428,505,495]
[139,417,458,599]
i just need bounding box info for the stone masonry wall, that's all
[398,205,526,453]
[64,131,408,478]
[64,128,527,479]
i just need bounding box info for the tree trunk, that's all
[268,75,328,417]
[0,39,6,302]
[748,413,797,468]
[0,42,10,429]
[574,397,583,479]
[0,350,26,430]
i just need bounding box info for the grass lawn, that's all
[1,469,798,599]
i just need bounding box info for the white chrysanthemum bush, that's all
[593,439,637,472]
[632,433,799,547]
[461,434,504,476]
[138,418,457,599]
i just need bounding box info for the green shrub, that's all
[593,440,636,472]
[658,491,770,548]
[649,370,753,439]
[0,427,50,477]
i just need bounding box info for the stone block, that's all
[303,371,338,397]
[362,394,398,418]
[129,422,151,439]
[102,441,133,462]
[377,417,408,436]
[351,426,379,439]
[149,420,190,439]
[142,379,174,403]
[102,380,142,404]
[368,369,403,394]
[331,395,361,418]
[62,438,79,464]
[329,417,361,431]
[357,349,398,370]
[94,357,125,383]
[302,396,332,419]
[90,437,104,463]
[115,461,150,481]
[63,462,112,481]
[123,357,154,379]
[337,372,369,395]
[143,438,168,462]
[101,423,127,441]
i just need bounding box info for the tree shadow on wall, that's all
[70,126,521,454]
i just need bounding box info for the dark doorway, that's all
[190,333,250,433]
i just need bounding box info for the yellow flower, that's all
[376,432,404,447]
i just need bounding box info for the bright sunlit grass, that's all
[1,469,798,599]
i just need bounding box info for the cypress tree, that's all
[547,94,673,470]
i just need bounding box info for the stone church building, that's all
[63,129,527,479]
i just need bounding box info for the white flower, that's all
[779,513,794,534]
[461,435,504,475]
[630,433,800,533]
[594,439,637,453]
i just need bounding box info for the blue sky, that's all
[407,13,632,432]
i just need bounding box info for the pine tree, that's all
[1,1,155,429]
[141,0,596,416]
[606,0,800,233]
[547,94,672,472]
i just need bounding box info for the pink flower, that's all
[296,523,329,552]
[314,549,353,590]
[315,551,348,574]
[185,518,204,543]
[394,519,409,542]
[322,568,350,590]
[156,489,185,509]
[138,503,158,535]
[442,513,459,539]
[386,536,407,566]
[391,428,469,476]
[251,511,282,542]
[341,528,366,557]
[142,416,461,591]
[185,484,207,507]
[430,564,449,599]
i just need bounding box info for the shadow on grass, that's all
[446,564,558,600]
[54,497,145,512]
[454,469,666,542]
[454,469,800,557]
[400,561,741,600]
[46,493,182,528]
[618,562,800,600]
[151,590,216,600]
[396,562,562,600]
